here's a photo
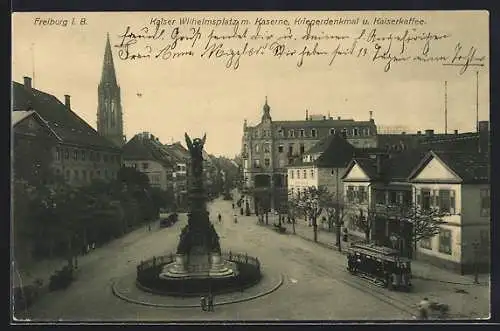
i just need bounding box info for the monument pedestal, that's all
[159,253,237,280]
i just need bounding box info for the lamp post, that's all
[471,240,481,284]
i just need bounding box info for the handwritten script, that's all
[114,19,486,74]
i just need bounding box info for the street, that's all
[15,197,488,321]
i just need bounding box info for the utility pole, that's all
[476,71,479,133]
[444,81,448,134]
[336,168,342,252]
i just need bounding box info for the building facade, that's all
[12,77,123,187]
[408,150,490,274]
[241,98,378,212]
[97,33,126,147]
[122,132,174,191]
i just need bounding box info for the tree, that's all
[291,186,330,242]
[323,192,348,252]
[401,204,446,259]
[352,208,374,242]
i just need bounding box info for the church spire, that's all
[100,33,117,86]
[262,96,271,122]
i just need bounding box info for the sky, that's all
[12,11,489,157]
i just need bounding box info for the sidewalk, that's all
[272,218,490,287]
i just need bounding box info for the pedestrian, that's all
[218,213,222,223]
[92,242,95,250]
[200,296,207,311]
[148,224,151,232]
[86,244,90,254]
[232,202,235,209]
[234,214,238,223]
[418,297,430,320]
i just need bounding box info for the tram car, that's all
[346,243,412,291]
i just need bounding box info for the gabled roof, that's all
[12,81,119,150]
[12,110,62,141]
[342,149,427,183]
[408,150,489,184]
[122,134,174,168]
[312,134,357,168]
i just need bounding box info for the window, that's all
[132,163,137,169]
[288,144,294,155]
[296,170,300,179]
[375,190,385,205]
[288,158,294,165]
[264,158,270,167]
[311,129,317,138]
[438,229,452,255]
[277,129,284,137]
[81,150,86,161]
[365,128,371,136]
[142,162,149,170]
[300,129,305,137]
[73,150,78,161]
[288,130,295,138]
[359,186,366,203]
[89,151,94,161]
[264,143,270,153]
[420,237,432,250]
[300,144,305,154]
[421,189,431,210]
[353,128,359,136]
[56,148,61,161]
[310,169,314,178]
[255,144,260,153]
[389,191,397,205]
[303,170,307,179]
[438,190,451,213]
[347,186,355,202]
[480,189,490,217]
[254,159,261,167]
[104,169,108,178]
[290,170,294,179]
[329,128,336,135]
[278,145,284,153]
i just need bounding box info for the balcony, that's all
[373,204,409,217]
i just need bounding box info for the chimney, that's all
[417,131,422,135]
[305,109,309,120]
[323,116,326,120]
[478,121,489,153]
[369,111,373,120]
[425,129,434,137]
[454,129,458,135]
[401,131,406,135]
[64,95,71,109]
[337,116,341,120]
[23,76,32,89]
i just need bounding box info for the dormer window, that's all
[255,144,260,153]
[311,129,317,138]
[277,129,284,137]
[288,130,295,138]
[300,129,305,137]
[353,128,359,136]
[329,128,336,135]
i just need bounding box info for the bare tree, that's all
[401,204,446,259]
[351,207,373,242]
[323,194,348,251]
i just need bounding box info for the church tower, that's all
[97,33,125,147]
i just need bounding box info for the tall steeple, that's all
[97,33,125,147]
[101,33,117,86]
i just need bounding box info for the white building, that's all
[408,150,490,274]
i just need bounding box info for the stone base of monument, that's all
[159,253,238,280]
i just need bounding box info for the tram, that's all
[346,243,412,291]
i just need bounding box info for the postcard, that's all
[11,10,490,322]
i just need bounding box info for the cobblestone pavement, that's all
[13,197,490,322]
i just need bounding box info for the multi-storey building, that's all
[97,33,126,147]
[122,132,174,191]
[12,77,123,187]
[241,97,378,212]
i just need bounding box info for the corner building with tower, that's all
[240,98,378,213]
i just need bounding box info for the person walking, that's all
[200,296,207,311]
[218,213,222,224]
[418,297,430,320]
[232,202,235,209]
[234,214,238,224]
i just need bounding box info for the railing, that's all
[137,251,261,275]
